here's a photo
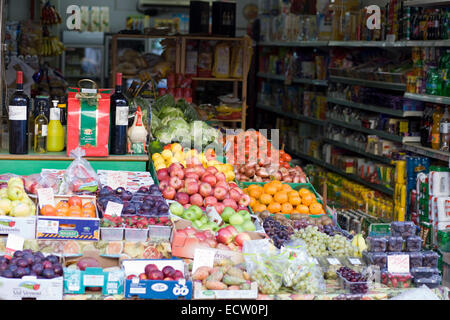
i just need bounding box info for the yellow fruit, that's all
[208,160,220,167]
[171,143,182,153]
[161,149,173,160]
[173,151,185,162]
[214,164,223,172]
[225,171,235,181]
[152,153,162,161]
[155,164,166,171]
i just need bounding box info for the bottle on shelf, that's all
[46,100,65,152]
[426,66,441,96]
[57,97,67,149]
[34,101,48,154]
[440,107,450,152]
[9,71,30,154]
[431,106,444,150]
[110,73,129,155]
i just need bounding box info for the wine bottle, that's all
[9,71,30,154]
[34,101,48,153]
[110,73,129,155]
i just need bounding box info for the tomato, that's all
[68,196,82,208]
[163,144,171,150]
[41,205,56,217]
[283,154,292,162]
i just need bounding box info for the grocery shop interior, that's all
[0,0,449,302]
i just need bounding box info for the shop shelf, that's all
[327,118,421,143]
[322,138,394,165]
[287,149,394,196]
[328,41,406,47]
[256,104,326,126]
[257,73,328,86]
[404,92,450,105]
[329,76,406,91]
[403,0,450,7]
[259,40,329,47]
[326,97,424,117]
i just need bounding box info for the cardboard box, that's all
[0,216,36,239]
[0,275,64,300]
[171,219,267,259]
[36,195,100,241]
[123,259,192,300]
[63,251,124,295]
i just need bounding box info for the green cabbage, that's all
[158,106,184,120]
[153,94,175,113]
[151,111,161,131]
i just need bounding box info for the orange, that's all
[69,206,82,217]
[248,184,260,191]
[274,192,288,204]
[267,202,281,214]
[296,205,310,214]
[83,202,96,212]
[253,203,267,213]
[281,203,293,215]
[309,203,323,215]
[249,187,263,199]
[289,196,301,206]
[56,201,69,210]
[287,190,299,198]
[259,194,273,205]
[249,196,257,208]
[82,210,95,218]
[271,180,283,191]
[243,188,249,195]
[281,184,292,192]
[41,205,56,217]
[56,207,69,217]
[263,183,277,195]
[301,194,313,206]
[298,188,312,198]
[68,196,82,208]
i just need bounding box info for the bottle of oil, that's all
[34,101,48,153]
[46,100,65,152]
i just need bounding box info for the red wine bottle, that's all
[9,71,30,154]
[110,73,129,155]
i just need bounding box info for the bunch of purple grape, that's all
[337,267,369,294]
[263,217,294,248]
[0,250,63,279]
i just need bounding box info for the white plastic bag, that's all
[64,147,100,194]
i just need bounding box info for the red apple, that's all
[184,167,197,175]
[205,238,218,248]
[225,225,239,238]
[190,193,204,207]
[148,270,164,280]
[156,168,169,181]
[162,266,176,278]
[204,196,218,207]
[199,182,213,197]
[206,166,219,175]
[228,182,238,189]
[193,165,206,177]
[185,181,199,195]
[162,186,176,200]
[201,174,217,186]
[213,186,227,201]
[185,172,199,181]
[214,202,225,214]
[215,181,229,190]
[164,277,174,281]
[215,171,226,182]
[173,270,184,280]
[239,194,251,207]
[185,178,198,186]
[145,264,159,275]
[195,232,206,241]
[217,227,234,244]
[168,162,183,175]
[231,187,243,195]
[169,176,183,190]
[175,192,190,205]
[234,232,252,246]
[222,198,238,211]
[229,188,242,202]
[158,178,170,192]
[170,168,185,180]
[139,273,148,280]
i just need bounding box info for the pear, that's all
[10,203,31,217]
[0,188,8,198]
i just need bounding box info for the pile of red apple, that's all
[128,264,184,281]
[157,163,250,215]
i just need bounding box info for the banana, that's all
[357,234,367,255]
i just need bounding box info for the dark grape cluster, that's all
[263,217,294,248]
[292,218,353,240]
[337,267,369,294]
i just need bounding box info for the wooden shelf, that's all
[181,35,246,42]
[192,77,243,82]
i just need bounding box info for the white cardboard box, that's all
[0,275,63,300]
[0,216,36,239]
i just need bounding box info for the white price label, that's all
[106,171,128,190]
[83,274,104,286]
[9,106,27,121]
[348,258,362,265]
[37,219,59,234]
[115,106,129,126]
[192,248,216,273]
[105,201,123,217]
[327,258,341,265]
[5,234,25,254]
[37,188,55,208]
[388,254,410,273]
[50,108,60,121]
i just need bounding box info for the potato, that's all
[192,268,210,281]
[228,285,241,290]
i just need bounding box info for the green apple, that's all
[199,215,209,225]
[10,203,30,217]
[8,177,24,188]
[182,209,197,221]
[234,224,244,233]
[208,222,220,232]
[0,198,12,215]
[229,213,244,226]
[238,210,251,221]
[242,220,256,232]
[192,219,204,230]
[221,207,235,223]
[0,188,8,198]
[7,186,24,201]
[190,205,203,220]
[169,202,185,217]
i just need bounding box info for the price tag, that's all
[106,171,128,190]
[192,248,216,273]
[37,188,55,208]
[388,254,410,273]
[37,219,59,234]
[327,258,341,265]
[5,234,25,255]
[105,201,124,217]
[206,206,223,225]
[348,258,362,265]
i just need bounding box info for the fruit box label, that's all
[0,216,36,239]
[0,276,63,300]
[37,217,99,241]
[63,267,124,295]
